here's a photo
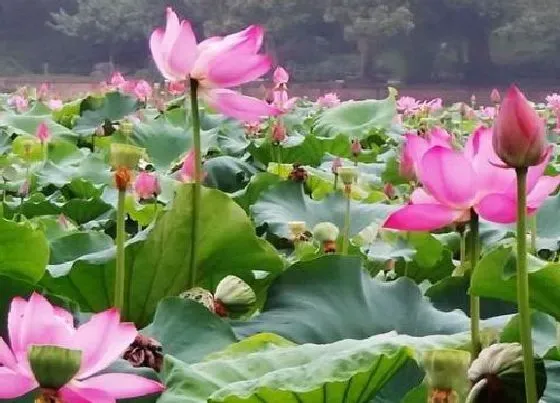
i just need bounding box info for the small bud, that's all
[490,88,501,104]
[180,287,216,313]
[36,122,51,144]
[134,171,161,200]
[351,138,362,157]
[273,66,289,86]
[18,180,29,197]
[110,143,145,170]
[313,222,340,253]
[493,85,547,168]
[470,94,476,108]
[337,166,358,185]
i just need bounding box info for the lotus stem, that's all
[114,188,126,311]
[469,210,481,360]
[515,167,538,403]
[188,79,202,289]
[342,185,351,255]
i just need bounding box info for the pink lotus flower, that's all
[0,293,163,401]
[36,122,51,144]
[397,96,420,116]
[317,92,341,108]
[399,127,452,180]
[134,80,153,102]
[493,85,547,168]
[134,171,161,200]
[423,98,443,113]
[273,67,289,86]
[150,7,279,121]
[546,93,560,112]
[478,106,496,121]
[385,127,560,231]
[109,72,127,88]
[38,83,49,100]
[8,95,28,113]
[48,99,64,111]
[167,81,186,95]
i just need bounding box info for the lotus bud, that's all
[423,349,471,403]
[180,287,216,313]
[331,158,342,175]
[337,166,358,186]
[313,222,340,253]
[36,122,51,144]
[490,88,501,104]
[134,171,161,200]
[214,275,256,317]
[493,85,547,168]
[273,66,289,87]
[110,143,145,170]
[272,122,286,144]
[120,120,134,137]
[288,221,307,241]
[351,138,362,157]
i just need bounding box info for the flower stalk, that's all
[188,79,202,289]
[469,210,481,360]
[516,167,538,403]
[342,185,351,255]
[114,168,129,312]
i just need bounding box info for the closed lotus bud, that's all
[180,287,216,313]
[493,85,547,168]
[490,88,501,104]
[273,66,289,86]
[214,275,256,311]
[423,349,471,403]
[337,166,358,186]
[331,158,342,175]
[36,122,51,144]
[351,138,362,157]
[110,143,145,170]
[272,122,286,144]
[134,171,161,200]
[313,222,340,253]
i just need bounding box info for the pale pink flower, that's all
[134,80,153,102]
[0,293,164,401]
[150,7,280,121]
[167,81,186,95]
[478,107,496,120]
[273,67,289,86]
[316,92,341,108]
[490,88,501,104]
[134,171,161,200]
[48,99,64,111]
[396,96,420,116]
[546,93,560,112]
[8,95,28,113]
[109,71,127,88]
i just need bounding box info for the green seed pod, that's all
[110,143,146,169]
[337,166,358,185]
[28,345,81,389]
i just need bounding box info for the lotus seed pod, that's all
[214,275,256,306]
[180,287,216,313]
[337,166,358,185]
[110,143,146,170]
[313,222,340,242]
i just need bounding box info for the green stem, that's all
[556,322,560,350]
[516,167,538,403]
[342,189,351,255]
[460,229,466,268]
[188,79,202,289]
[333,175,338,191]
[469,210,481,360]
[114,189,126,312]
[530,215,537,254]
[42,142,48,163]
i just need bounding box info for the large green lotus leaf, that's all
[12,134,79,164]
[471,245,560,321]
[251,181,395,239]
[0,102,77,139]
[217,122,250,156]
[0,218,49,283]
[160,334,414,403]
[61,197,112,224]
[232,172,282,213]
[43,185,283,326]
[312,89,397,138]
[233,256,474,344]
[143,298,237,364]
[248,134,376,167]
[75,91,139,135]
[204,156,256,193]
[535,194,560,252]
[36,151,111,187]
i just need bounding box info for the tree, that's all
[323,0,414,80]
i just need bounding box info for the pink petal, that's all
[0,337,17,369]
[410,188,439,204]
[420,147,476,209]
[475,194,521,224]
[78,373,164,399]
[71,309,137,379]
[161,7,181,56]
[383,204,461,231]
[167,21,198,81]
[59,384,114,403]
[273,67,289,85]
[527,175,560,208]
[205,89,281,122]
[0,367,37,398]
[150,29,175,81]
[206,54,271,88]
[10,293,75,363]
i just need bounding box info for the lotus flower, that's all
[490,88,501,104]
[422,98,443,113]
[385,127,560,231]
[48,99,64,111]
[478,106,496,121]
[167,81,186,95]
[8,95,28,113]
[109,71,127,88]
[134,171,161,200]
[399,127,452,180]
[273,67,289,86]
[317,92,341,108]
[0,293,163,401]
[134,80,153,102]
[396,96,420,116]
[271,66,298,112]
[493,85,547,168]
[35,122,51,144]
[150,7,279,121]
[546,93,560,112]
